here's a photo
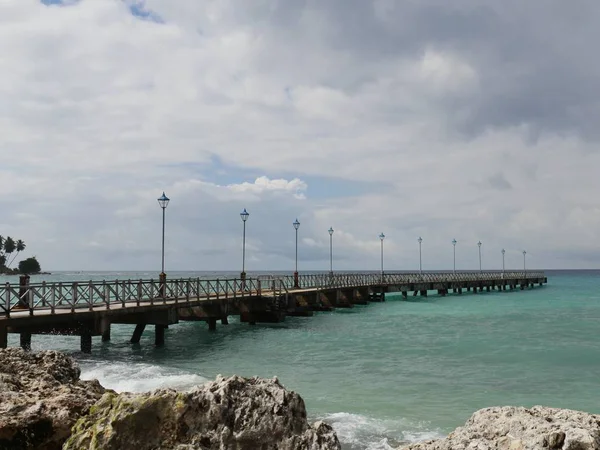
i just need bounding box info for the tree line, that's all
[0,236,41,274]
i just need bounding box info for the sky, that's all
[1,0,599,272]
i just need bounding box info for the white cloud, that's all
[0,0,599,271]
[227,176,307,200]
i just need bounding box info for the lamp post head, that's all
[502,249,505,255]
[379,232,385,241]
[418,237,422,244]
[328,227,334,236]
[240,208,249,222]
[157,192,170,209]
[293,218,300,230]
[523,250,527,255]
[452,239,457,246]
[478,241,482,248]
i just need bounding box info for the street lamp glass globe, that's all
[240,208,249,222]
[418,237,422,244]
[478,241,482,247]
[502,249,505,254]
[452,239,457,246]
[328,227,334,235]
[379,233,385,240]
[293,219,300,230]
[157,192,170,209]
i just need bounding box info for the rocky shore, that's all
[3,348,600,450]
[401,406,600,450]
[0,349,340,449]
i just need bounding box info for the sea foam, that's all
[322,412,444,449]
[80,361,208,393]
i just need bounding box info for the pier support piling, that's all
[130,323,146,344]
[20,332,32,351]
[101,317,111,342]
[0,325,7,349]
[420,290,428,297]
[402,291,408,299]
[80,332,92,354]
[221,316,229,325]
[155,325,166,346]
[208,318,217,331]
[102,327,111,342]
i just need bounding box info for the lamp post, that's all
[157,192,170,296]
[240,208,249,284]
[379,233,385,280]
[501,249,506,276]
[452,239,457,274]
[418,237,423,274]
[328,227,334,276]
[523,250,527,274]
[157,192,170,274]
[477,241,482,273]
[293,219,300,288]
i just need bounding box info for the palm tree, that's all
[8,240,26,267]
[3,237,16,267]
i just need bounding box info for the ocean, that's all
[2,270,598,449]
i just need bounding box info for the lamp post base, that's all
[293,271,299,289]
[240,272,246,291]
[159,272,167,298]
[15,274,30,310]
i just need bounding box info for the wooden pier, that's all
[0,271,547,353]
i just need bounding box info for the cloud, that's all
[227,176,307,200]
[0,0,599,271]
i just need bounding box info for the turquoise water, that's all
[3,270,599,449]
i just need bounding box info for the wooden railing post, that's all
[103,281,109,310]
[88,280,94,311]
[159,273,167,299]
[137,280,142,306]
[5,282,11,317]
[72,282,78,313]
[16,274,30,310]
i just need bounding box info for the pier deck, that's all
[0,271,547,352]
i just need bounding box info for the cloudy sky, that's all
[1,0,599,272]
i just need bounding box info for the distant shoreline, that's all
[0,272,52,276]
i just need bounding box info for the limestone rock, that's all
[64,374,340,450]
[402,406,600,450]
[0,348,105,450]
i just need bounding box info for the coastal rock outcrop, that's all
[64,374,341,450]
[403,406,600,450]
[0,348,105,450]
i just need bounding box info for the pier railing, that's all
[282,271,546,290]
[0,277,262,318]
[0,271,545,318]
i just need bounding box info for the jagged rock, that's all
[402,406,600,450]
[0,348,105,450]
[64,375,340,450]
